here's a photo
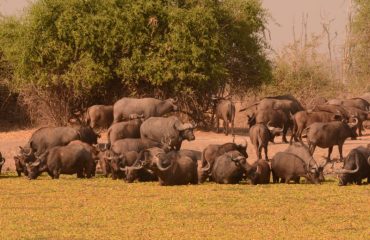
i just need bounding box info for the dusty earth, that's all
[0,126,369,174]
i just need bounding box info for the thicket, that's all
[0,0,271,126]
[349,0,370,92]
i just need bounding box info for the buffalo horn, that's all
[173,97,178,103]
[156,157,172,171]
[335,156,360,174]
[201,160,211,172]
[266,121,275,131]
[240,138,248,148]
[348,117,358,127]
[0,158,5,165]
[31,161,41,167]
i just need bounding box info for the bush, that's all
[0,0,271,126]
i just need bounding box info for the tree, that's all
[350,0,370,92]
[0,0,271,125]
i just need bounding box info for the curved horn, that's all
[201,160,211,172]
[120,165,142,171]
[335,156,360,174]
[172,97,178,103]
[348,117,358,127]
[156,157,172,171]
[266,121,275,131]
[0,157,5,165]
[31,161,41,167]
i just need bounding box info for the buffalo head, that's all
[166,98,179,112]
[346,117,358,140]
[104,151,125,180]
[175,122,196,141]
[267,122,283,143]
[247,114,256,127]
[26,152,48,180]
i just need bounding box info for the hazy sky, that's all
[0,0,351,53]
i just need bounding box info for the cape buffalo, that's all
[249,123,282,161]
[113,97,178,123]
[212,96,235,136]
[341,106,370,136]
[335,146,370,186]
[306,120,358,161]
[107,114,144,144]
[0,152,5,174]
[327,98,369,111]
[110,138,163,154]
[104,150,138,180]
[85,105,113,129]
[198,141,248,183]
[26,144,96,179]
[240,96,304,115]
[248,159,271,185]
[271,152,321,184]
[125,147,198,186]
[20,126,99,161]
[140,116,196,150]
[313,104,350,120]
[211,150,251,184]
[290,110,343,143]
[247,109,292,143]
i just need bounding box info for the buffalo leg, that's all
[255,145,261,160]
[282,127,289,143]
[77,169,84,178]
[231,119,234,136]
[17,171,22,177]
[272,171,278,183]
[53,170,60,179]
[216,117,220,133]
[327,146,333,162]
[338,144,344,161]
[367,176,370,184]
[224,119,229,136]
[264,145,268,161]
[294,177,300,184]
[284,177,291,184]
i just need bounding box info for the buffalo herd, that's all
[0,94,369,187]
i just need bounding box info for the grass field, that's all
[1,173,369,240]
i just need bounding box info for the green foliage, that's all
[351,0,370,92]
[0,0,271,124]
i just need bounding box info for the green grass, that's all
[0,173,369,240]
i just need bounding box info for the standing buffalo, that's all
[20,126,99,162]
[107,114,144,144]
[241,95,304,115]
[125,147,198,186]
[113,97,178,123]
[212,96,235,136]
[247,109,291,143]
[110,138,163,154]
[313,104,350,120]
[290,110,343,143]
[335,146,370,186]
[85,105,113,129]
[211,150,251,184]
[0,152,5,174]
[198,141,248,183]
[341,106,370,136]
[327,98,369,111]
[306,120,358,160]
[249,123,282,160]
[140,116,196,150]
[26,143,96,179]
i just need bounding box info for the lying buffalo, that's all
[306,120,358,161]
[212,96,235,136]
[113,97,178,123]
[125,147,198,186]
[26,143,96,179]
[249,159,271,185]
[20,126,99,162]
[140,116,196,150]
[211,150,251,184]
[107,114,144,144]
[335,146,370,186]
[290,110,343,143]
[249,123,282,161]
[198,141,248,183]
[271,142,325,184]
[0,152,5,174]
[85,105,113,129]
[247,109,292,143]
[271,152,321,184]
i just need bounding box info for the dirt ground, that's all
[0,127,369,174]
